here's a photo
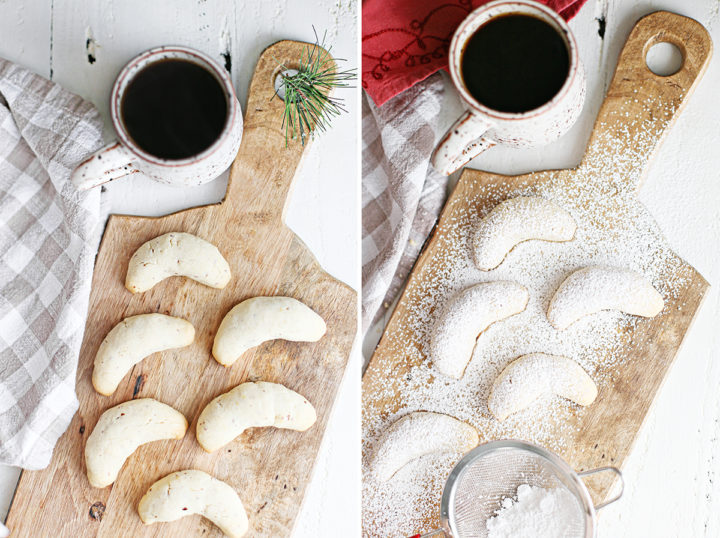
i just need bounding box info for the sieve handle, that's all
[577,466,624,510]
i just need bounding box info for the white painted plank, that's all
[0,1,50,77]
[594,1,720,536]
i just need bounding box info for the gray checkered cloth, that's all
[362,73,449,333]
[0,58,104,469]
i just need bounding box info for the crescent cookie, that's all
[196,381,316,452]
[472,196,576,271]
[488,353,598,421]
[429,281,529,379]
[371,412,478,482]
[85,399,187,488]
[139,470,248,537]
[126,232,231,293]
[92,313,194,396]
[212,296,326,366]
[548,265,664,329]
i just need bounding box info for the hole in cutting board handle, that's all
[646,42,684,76]
[274,69,300,101]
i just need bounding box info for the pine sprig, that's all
[276,28,356,146]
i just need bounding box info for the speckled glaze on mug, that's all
[432,0,585,176]
[72,46,243,190]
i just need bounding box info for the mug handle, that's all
[71,141,139,191]
[431,111,496,176]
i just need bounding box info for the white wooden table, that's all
[363,0,720,536]
[0,1,359,536]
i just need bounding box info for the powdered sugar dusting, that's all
[363,103,697,536]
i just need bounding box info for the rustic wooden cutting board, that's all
[6,40,357,537]
[363,11,712,534]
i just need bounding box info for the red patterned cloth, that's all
[362,0,588,106]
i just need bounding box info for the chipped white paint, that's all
[85,26,98,65]
[0,0,358,536]
[365,1,720,537]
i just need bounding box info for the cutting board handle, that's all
[581,11,712,191]
[223,40,331,222]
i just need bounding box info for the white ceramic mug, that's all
[432,0,585,176]
[72,45,243,190]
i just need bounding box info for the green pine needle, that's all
[276,28,356,146]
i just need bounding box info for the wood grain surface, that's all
[363,10,712,534]
[6,40,357,537]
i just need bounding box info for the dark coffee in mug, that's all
[460,14,569,113]
[121,59,228,160]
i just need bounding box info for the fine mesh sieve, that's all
[412,440,623,538]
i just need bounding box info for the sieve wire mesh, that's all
[442,444,592,538]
